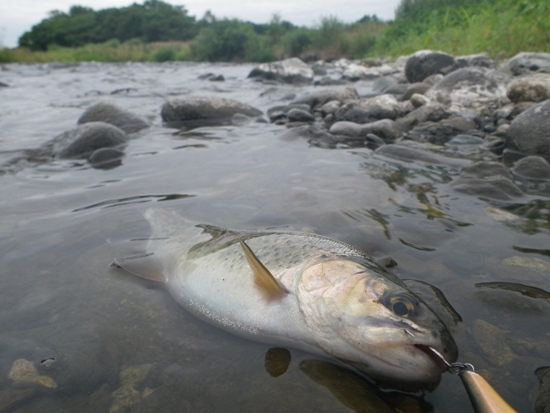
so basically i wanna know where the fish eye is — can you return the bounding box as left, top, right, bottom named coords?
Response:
left=382, top=292, right=418, bottom=317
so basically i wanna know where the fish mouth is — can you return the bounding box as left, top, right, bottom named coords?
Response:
left=413, top=344, right=450, bottom=372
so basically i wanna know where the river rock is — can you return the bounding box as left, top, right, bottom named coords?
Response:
left=375, top=143, right=468, bottom=167
left=425, top=67, right=510, bottom=109
left=329, top=119, right=399, bottom=141
left=287, top=108, right=315, bottom=123
left=342, top=63, right=398, bottom=81
left=50, top=122, right=128, bottom=159
left=248, top=58, right=314, bottom=84
left=506, top=73, right=550, bottom=103
left=511, top=156, right=550, bottom=180
left=404, top=121, right=467, bottom=145
left=334, top=94, right=402, bottom=123
left=472, top=319, right=517, bottom=367
left=77, top=102, right=149, bottom=133
left=450, top=161, right=523, bottom=200
left=161, top=96, right=262, bottom=127
left=403, top=82, right=431, bottom=100
left=405, top=50, right=456, bottom=83
left=290, top=87, right=359, bottom=109
left=455, top=52, right=494, bottom=69
left=508, top=52, right=550, bottom=76
left=506, top=99, right=550, bottom=156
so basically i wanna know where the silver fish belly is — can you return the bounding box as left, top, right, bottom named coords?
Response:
left=113, top=208, right=458, bottom=387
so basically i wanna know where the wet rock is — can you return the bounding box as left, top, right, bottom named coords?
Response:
left=248, top=58, right=314, bottom=84
left=198, top=73, right=225, bottom=81
left=535, top=367, right=550, bottom=413
left=320, top=100, right=341, bottom=116
left=446, top=135, right=485, bottom=146
left=404, top=121, right=465, bottom=145
left=410, top=93, right=430, bottom=108
left=110, top=364, right=153, bottom=413
left=375, top=143, right=469, bottom=167
left=334, top=94, right=402, bottom=123
left=50, top=122, right=128, bottom=159
left=472, top=319, right=517, bottom=367
left=403, top=82, right=431, bottom=101
left=426, top=67, right=510, bottom=109
left=507, top=73, right=550, bottom=103
left=77, top=102, right=150, bottom=133
left=290, top=87, right=358, bottom=109
left=89, top=147, right=125, bottom=169
left=8, top=358, right=57, bottom=389
left=394, top=102, right=450, bottom=135
left=329, top=119, right=399, bottom=141
left=342, top=63, right=398, bottom=81
left=511, top=156, right=550, bottom=180
left=506, top=99, right=550, bottom=156
left=287, top=108, right=314, bottom=123
left=455, top=52, right=494, bottom=69
left=161, top=96, right=262, bottom=127
left=0, top=388, right=38, bottom=412
left=264, top=348, right=291, bottom=377
left=508, top=52, right=550, bottom=76
left=405, top=50, right=456, bottom=83
left=450, top=161, right=523, bottom=200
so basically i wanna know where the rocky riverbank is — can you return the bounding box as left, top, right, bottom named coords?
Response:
left=23, top=50, right=550, bottom=203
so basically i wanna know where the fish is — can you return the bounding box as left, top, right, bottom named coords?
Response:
left=113, top=208, right=458, bottom=387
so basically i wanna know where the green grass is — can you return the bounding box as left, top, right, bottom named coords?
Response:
left=0, top=40, right=191, bottom=63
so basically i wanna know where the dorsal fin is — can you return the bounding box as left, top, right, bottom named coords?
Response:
left=239, top=240, right=287, bottom=301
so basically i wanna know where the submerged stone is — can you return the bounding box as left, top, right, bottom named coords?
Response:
left=451, top=161, right=523, bottom=200
left=78, top=102, right=150, bottom=133
left=50, top=122, right=128, bottom=160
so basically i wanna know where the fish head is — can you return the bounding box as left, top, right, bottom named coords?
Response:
left=298, top=258, right=457, bottom=388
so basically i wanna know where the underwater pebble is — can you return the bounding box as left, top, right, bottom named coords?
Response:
left=8, top=358, right=57, bottom=389
left=472, top=320, right=517, bottom=367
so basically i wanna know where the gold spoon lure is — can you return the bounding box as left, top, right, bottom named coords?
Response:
left=428, top=347, right=518, bottom=413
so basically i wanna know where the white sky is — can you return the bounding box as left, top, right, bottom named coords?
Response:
left=0, top=0, right=400, bottom=48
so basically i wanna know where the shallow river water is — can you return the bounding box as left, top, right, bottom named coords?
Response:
left=0, top=62, right=548, bottom=412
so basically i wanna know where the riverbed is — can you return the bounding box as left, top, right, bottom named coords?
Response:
left=0, top=61, right=548, bottom=412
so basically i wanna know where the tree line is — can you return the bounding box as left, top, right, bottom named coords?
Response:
left=18, top=0, right=384, bottom=61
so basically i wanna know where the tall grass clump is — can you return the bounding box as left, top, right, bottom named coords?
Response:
left=373, top=0, right=550, bottom=57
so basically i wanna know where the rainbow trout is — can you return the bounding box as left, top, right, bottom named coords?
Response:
left=114, top=208, right=457, bottom=387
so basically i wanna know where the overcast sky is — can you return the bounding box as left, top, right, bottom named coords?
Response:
left=0, top=0, right=400, bottom=48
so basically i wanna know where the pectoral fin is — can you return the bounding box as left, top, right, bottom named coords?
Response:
left=240, top=240, right=287, bottom=301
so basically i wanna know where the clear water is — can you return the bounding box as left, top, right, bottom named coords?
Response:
left=0, top=62, right=548, bottom=412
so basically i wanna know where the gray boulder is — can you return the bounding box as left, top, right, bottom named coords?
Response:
left=506, top=73, right=550, bottom=103
left=511, top=156, right=550, bottom=180
left=248, top=58, right=314, bottom=84
left=455, top=53, right=494, bottom=69
left=426, top=67, right=510, bottom=109
left=506, top=99, right=550, bottom=156
left=405, top=50, right=456, bottom=83
left=335, top=94, right=402, bottom=123
left=77, top=102, right=149, bottom=133
left=50, top=122, right=128, bottom=159
left=508, top=52, right=550, bottom=76
left=161, top=96, right=262, bottom=127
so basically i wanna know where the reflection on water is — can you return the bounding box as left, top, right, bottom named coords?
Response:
left=0, top=62, right=548, bottom=412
